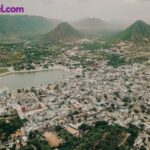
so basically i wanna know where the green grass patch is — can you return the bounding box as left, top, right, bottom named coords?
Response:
left=0, top=68, right=9, bottom=74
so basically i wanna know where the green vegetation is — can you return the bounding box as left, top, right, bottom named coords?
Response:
left=58, top=122, right=138, bottom=150
left=0, top=15, right=60, bottom=38
left=56, top=126, right=76, bottom=142
left=0, top=43, right=63, bottom=69
left=19, top=130, right=53, bottom=150
left=0, top=116, right=26, bottom=142
left=107, top=54, right=126, bottom=68
left=42, top=22, right=82, bottom=42
left=0, top=51, right=24, bottom=67
left=0, top=68, right=9, bottom=74
left=115, top=20, right=150, bottom=42
left=19, top=122, right=138, bottom=150
left=81, top=42, right=111, bottom=50
left=70, top=55, right=95, bottom=68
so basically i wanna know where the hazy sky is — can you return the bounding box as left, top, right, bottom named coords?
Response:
left=2, top=0, right=150, bottom=22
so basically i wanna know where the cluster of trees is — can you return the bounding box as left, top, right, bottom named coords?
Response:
left=58, top=121, right=138, bottom=150
left=13, top=63, right=35, bottom=71
left=0, top=116, right=26, bottom=142
left=19, top=130, right=53, bottom=150
left=107, top=54, right=126, bottom=68
left=81, top=42, right=111, bottom=51
left=0, top=42, right=63, bottom=69
left=18, top=121, right=139, bottom=150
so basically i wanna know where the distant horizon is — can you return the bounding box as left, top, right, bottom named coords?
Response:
left=0, top=14, right=150, bottom=26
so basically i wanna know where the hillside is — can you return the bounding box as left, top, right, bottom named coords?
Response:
left=115, top=20, right=150, bottom=42
left=0, top=15, right=61, bottom=37
left=72, top=18, right=119, bottom=31
left=42, top=22, right=82, bottom=42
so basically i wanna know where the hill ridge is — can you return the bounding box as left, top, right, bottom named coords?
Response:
left=115, top=20, right=150, bottom=42
left=0, top=15, right=61, bottom=37
left=42, top=22, right=82, bottom=42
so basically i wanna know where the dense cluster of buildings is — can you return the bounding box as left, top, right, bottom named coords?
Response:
left=0, top=58, right=149, bottom=149
left=0, top=41, right=150, bottom=149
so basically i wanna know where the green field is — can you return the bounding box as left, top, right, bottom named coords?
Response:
left=0, top=68, right=9, bottom=74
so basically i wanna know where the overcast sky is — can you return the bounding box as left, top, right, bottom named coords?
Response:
left=2, top=0, right=150, bottom=22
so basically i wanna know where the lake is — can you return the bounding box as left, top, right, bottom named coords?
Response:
left=0, top=70, right=71, bottom=90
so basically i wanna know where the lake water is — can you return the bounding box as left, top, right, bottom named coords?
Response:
left=0, top=70, right=71, bottom=90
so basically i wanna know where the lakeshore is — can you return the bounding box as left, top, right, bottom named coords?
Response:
left=0, top=66, right=72, bottom=90
left=0, top=65, right=71, bottom=78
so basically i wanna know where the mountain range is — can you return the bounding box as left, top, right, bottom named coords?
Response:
left=72, top=17, right=121, bottom=31
left=0, top=15, right=61, bottom=37
left=0, top=15, right=150, bottom=43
